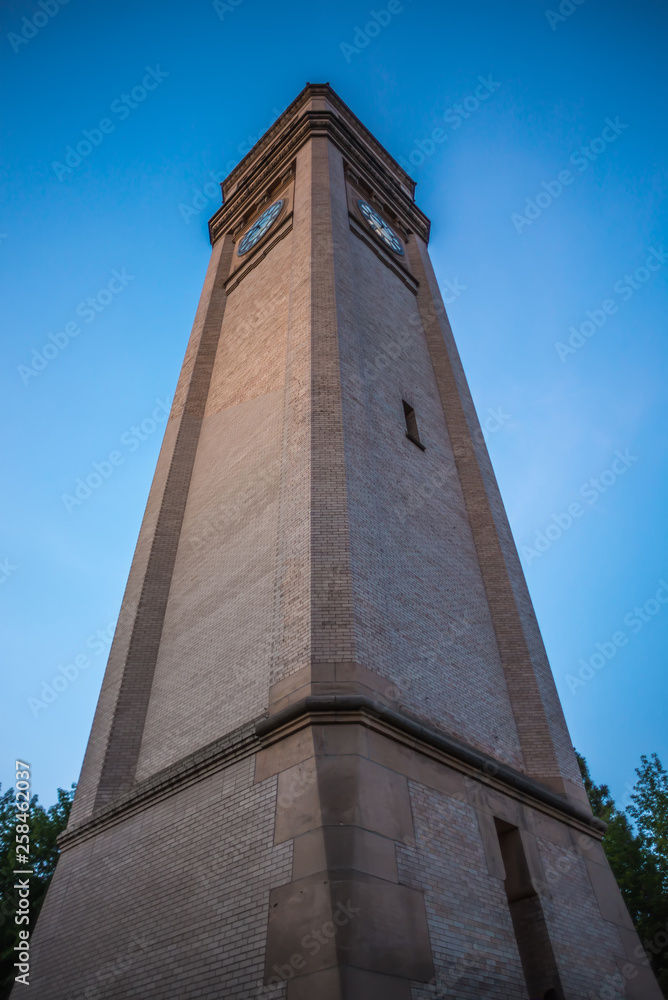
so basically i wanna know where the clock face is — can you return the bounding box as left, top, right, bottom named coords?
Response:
left=357, top=200, right=404, bottom=255
left=237, top=199, right=284, bottom=256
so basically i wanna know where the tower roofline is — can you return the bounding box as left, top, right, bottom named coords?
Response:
left=224, top=83, right=417, bottom=197
left=209, top=82, right=430, bottom=246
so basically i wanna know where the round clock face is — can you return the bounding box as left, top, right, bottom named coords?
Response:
left=237, top=199, right=284, bottom=256
left=357, top=200, right=404, bottom=255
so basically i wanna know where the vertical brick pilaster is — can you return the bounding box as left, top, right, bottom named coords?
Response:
left=309, top=137, right=356, bottom=666
left=406, top=236, right=567, bottom=789
left=269, top=144, right=313, bottom=687
left=90, top=236, right=234, bottom=810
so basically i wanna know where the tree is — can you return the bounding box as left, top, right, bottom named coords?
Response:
left=577, top=753, right=668, bottom=995
left=627, top=754, right=668, bottom=994
left=0, top=784, right=75, bottom=1000
left=628, top=754, right=668, bottom=872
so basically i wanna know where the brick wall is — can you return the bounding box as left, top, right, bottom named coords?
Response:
left=28, top=756, right=291, bottom=999
left=70, top=235, right=232, bottom=822
left=409, top=238, right=581, bottom=794
left=400, top=782, right=528, bottom=999
left=135, top=231, right=293, bottom=777
left=401, top=780, right=629, bottom=1000
left=327, top=143, right=525, bottom=769
left=135, top=143, right=315, bottom=779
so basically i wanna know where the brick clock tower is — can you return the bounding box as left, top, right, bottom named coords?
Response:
left=26, top=85, right=661, bottom=999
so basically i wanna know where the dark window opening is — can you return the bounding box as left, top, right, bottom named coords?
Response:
left=494, top=819, right=564, bottom=1000
left=403, top=400, right=425, bottom=450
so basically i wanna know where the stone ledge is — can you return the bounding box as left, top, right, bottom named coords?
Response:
left=58, top=720, right=260, bottom=850
left=255, top=695, right=606, bottom=836
left=59, top=694, right=604, bottom=852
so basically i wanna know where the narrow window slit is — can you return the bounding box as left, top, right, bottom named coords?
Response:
left=403, top=400, right=425, bottom=450
left=494, top=819, right=564, bottom=1000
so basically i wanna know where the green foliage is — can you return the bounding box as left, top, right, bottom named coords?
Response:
left=0, top=784, right=75, bottom=1000
left=577, top=752, right=668, bottom=995
left=628, top=754, right=668, bottom=870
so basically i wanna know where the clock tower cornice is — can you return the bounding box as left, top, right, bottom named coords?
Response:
left=208, top=83, right=431, bottom=246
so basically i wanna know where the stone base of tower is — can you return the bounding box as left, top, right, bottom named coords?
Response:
left=21, top=705, right=660, bottom=999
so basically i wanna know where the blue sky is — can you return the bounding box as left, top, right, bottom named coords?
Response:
left=1, top=0, right=666, bottom=811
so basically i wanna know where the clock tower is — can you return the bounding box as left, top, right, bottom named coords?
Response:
left=24, top=84, right=661, bottom=1000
